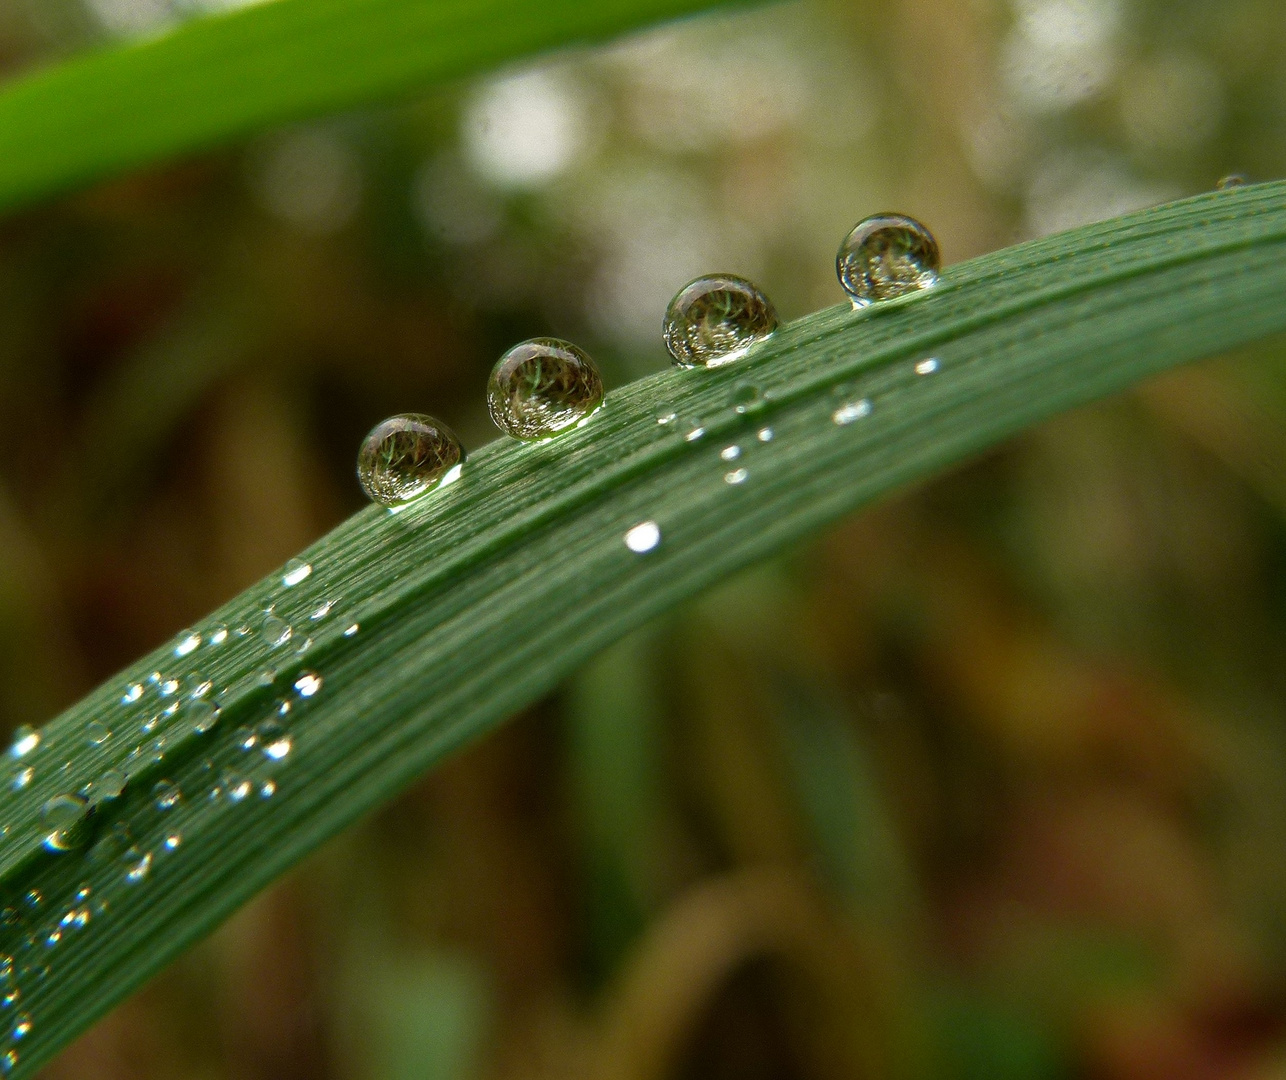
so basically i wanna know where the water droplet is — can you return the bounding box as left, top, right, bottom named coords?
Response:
left=234, top=726, right=258, bottom=752
left=0, top=991, right=17, bottom=1009
left=9, top=727, right=38, bottom=758
left=153, top=781, right=181, bottom=811
left=655, top=405, right=678, bottom=425
left=310, top=600, right=334, bottom=621
left=344, top=624, right=359, bottom=637
left=263, top=735, right=292, bottom=761
left=282, top=558, right=312, bottom=587
left=262, top=615, right=292, bottom=648
left=683, top=421, right=706, bottom=443
left=260, top=780, right=277, bottom=799
left=357, top=413, right=466, bottom=507
left=11, top=1015, right=30, bottom=1041
left=1, top=1049, right=17, bottom=1073
left=190, top=680, right=212, bottom=700
left=124, top=849, right=153, bottom=883
left=159, top=678, right=179, bottom=697
left=720, top=445, right=742, bottom=462
left=121, top=683, right=144, bottom=705
left=915, top=357, right=940, bottom=375
left=663, top=275, right=779, bottom=368
left=256, top=668, right=277, bottom=688
left=724, top=468, right=749, bottom=485
left=173, top=631, right=200, bottom=658
left=85, top=721, right=110, bottom=746
left=624, top=521, right=662, bottom=554
left=11, top=769, right=32, bottom=792
left=730, top=383, right=763, bottom=415
left=93, top=770, right=127, bottom=801
left=837, top=214, right=940, bottom=307
left=1217, top=174, right=1247, bottom=190
left=487, top=339, right=604, bottom=440
left=225, top=775, right=252, bottom=803
left=757, top=427, right=774, bottom=443
left=164, top=833, right=181, bottom=851
left=0, top=957, right=13, bottom=983
left=294, top=672, right=322, bottom=698
left=208, top=626, right=229, bottom=646
left=41, top=794, right=91, bottom=853
left=294, top=636, right=313, bottom=655
left=832, top=399, right=872, bottom=425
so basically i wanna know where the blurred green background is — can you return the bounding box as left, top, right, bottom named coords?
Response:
left=3, top=0, right=1286, bottom=1076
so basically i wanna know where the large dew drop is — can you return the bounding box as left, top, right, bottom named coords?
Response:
left=357, top=414, right=465, bottom=507
left=837, top=214, right=940, bottom=307
left=487, top=339, right=603, bottom=440
left=662, top=275, right=778, bottom=369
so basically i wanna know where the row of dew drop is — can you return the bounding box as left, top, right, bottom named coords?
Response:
left=355, top=213, right=944, bottom=546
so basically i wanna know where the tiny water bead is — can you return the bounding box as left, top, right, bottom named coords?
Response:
left=85, top=721, right=110, bottom=746
left=153, top=781, right=181, bottom=811
left=1217, top=174, right=1247, bottom=190
left=725, top=468, right=749, bottom=486
left=174, top=632, right=200, bottom=658
left=11, top=769, right=32, bottom=792
left=720, top=445, right=742, bottom=462
left=757, top=427, right=774, bottom=443
left=624, top=521, right=661, bottom=554
left=730, top=383, right=764, bottom=416
left=41, top=794, right=91, bottom=853
left=915, top=357, right=940, bottom=375
left=663, top=275, right=779, bottom=369
left=837, top=214, right=940, bottom=307
left=294, top=672, right=322, bottom=698
left=833, top=399, right=872, bottom=426
left=9, top=727, right=38, bottom=759
left=655, top=405, right=678, bottom=426
left=121, top=684, right=144, bottom=705
left=282, top=558, right=312, bottom=587
left=262, top=614, right=292, bottom=647
left=357, top=413, right=465, bottom=507
left=487, top=339, right=603, bottom=440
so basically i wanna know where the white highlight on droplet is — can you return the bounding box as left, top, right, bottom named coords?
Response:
left=624, top=521, right=662, bottom=554
left=832, top=400, right=872, bottom=426
left=282, top=561, right=312, bottom=587
left=294, top=673, right=322, bottom=698
left=724, top=468, right=749, bottom=485
left=915, top=357, right=940, bottom=375
left=720, top=445, right=742, bottom=462
left=174, top=634, right=200, bottom=658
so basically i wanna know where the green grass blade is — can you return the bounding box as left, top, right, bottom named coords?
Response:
left=0, top=0, right=747, bottom=215
left=0, top=184, right=1282, bottom=1075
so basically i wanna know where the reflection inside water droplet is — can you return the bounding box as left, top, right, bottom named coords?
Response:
left=357, top=414, right=466, bottom=507
left=487, top=339, right=604, bottom=440
left=262, top=615, right=292, bottom=647
left=41, top=794, right=91, bottom=853
left=624, top=521, right=661, bottom=554
left=86, top=721, right=110, bottom=746
left=663, top=275, right=778, bottom=368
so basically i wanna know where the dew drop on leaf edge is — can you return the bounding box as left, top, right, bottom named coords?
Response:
left=663, top=275, right=778, bottom=369
left=357, top=413, right=466, bottom=507
left=836, top=213, right=940, bottom=307
left=487, top=338, right=604, bottom=440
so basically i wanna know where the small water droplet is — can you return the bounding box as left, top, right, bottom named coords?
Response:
left=190, top=680, right=212, bottom=700
left=85, top=721, right=110, bottom=746
left=121, top=683, right=144, bottom=705
left=837, top=214, right=940, bottom=307
left=310, top=600, right=334, bottom=621
left=663, top=275, right=778, bottom=368
left=624, top=521, right=662, bottom=554
left=294, top=672, right=322, bottom=698
left=0, top=991, right=16, bottom=1009
left=263, top=735, right=292, bottom=761
left=41, top=794, right=91, bottom=853
left=93, top=770, right=127, bottom=801
left=730, top=382, right=763, bottom=415
left=294, top=636, right=313, bottom=655
left=262, top=615, right=292, bottom=647
left=757, top=427, right=774, bottom=442
left=124, top=849, right=153, bottom=883
left=153, top=781, right=181, bottom=812
left=487, top=339, right=604, bottom=440
left=915, top=357, right=940, bottom=375
left=174, top=631, right=200, bottom=658
left=282, top=558, right=312, bottom=587
left=343, top=624, right=359, bottom=637
left=11, top=769, right=32, bottom=792
left=1216, top=173, right=1247, bottom=190
left=0, top=957, right=13, bottom=983
left=9, top=727, right=38, bottom=759
left=832, top=399, right=872, bottom=425
left=724, top=468, right=749, bottom=486
left=11, top=1015, right=30, bottom=1041
left=159, top=678, right=179, bottom=697
left=208, top=626, right=229, bottom=646
left=1, top=1049, right=17, bottom=1073
left=357, top=414, right=466, bottom=507
left=683, top=421, right=706, bottom=443
left=225, top=775, right=252, bottom=803
left=655, top=405, right=678, bottom=425
left=720, top=445, right=742, bottom=462
left=260, top=780, right=277, bottom=799
left=164, top=833, right=181, bottom=851
left=234, top=726, right=258, bottom=752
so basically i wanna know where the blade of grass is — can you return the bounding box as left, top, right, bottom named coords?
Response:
left=0, top=0, right=751, bottom=216
left=0, top=184, right=1282, bottom=1075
